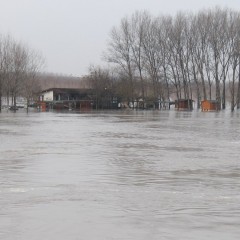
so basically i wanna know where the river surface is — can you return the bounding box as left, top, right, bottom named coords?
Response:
left=0, top=109, right=240, bottom=240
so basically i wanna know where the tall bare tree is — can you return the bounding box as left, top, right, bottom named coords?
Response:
left=129, top=11, right=151, bottom=104
left=0, top=34, right=44, bottom=111
left=106, top=18, right=136, bottom=104
left=22, top=49, right=44, bottom=111
left=103, top=8, right=240, bottom=110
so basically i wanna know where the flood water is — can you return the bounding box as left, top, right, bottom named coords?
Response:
left=0, top=109, right=240, bottom=240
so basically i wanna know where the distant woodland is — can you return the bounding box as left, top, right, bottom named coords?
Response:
left=88, top=7, right=240, bottom=111
left=0, top=35, right=43, bottom=110
left=0, top=35, right=87, bottom=111
left=1, top=7, right=240, bottom=111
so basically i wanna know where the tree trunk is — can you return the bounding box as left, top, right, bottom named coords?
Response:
left=200, top=68, right=207, bottom=100
left=222, top=79, right=226, bottom=109
left=0, top=94, right=2, bottom=112
left=215, top=61, right=221, bottom=110
left=0, top=83, right=2, bottom=112
left=237, top=61, right=240, bottom=109
left=222, top=65, right=226, bottom=109
left=230, top=65, right=236, bottom=112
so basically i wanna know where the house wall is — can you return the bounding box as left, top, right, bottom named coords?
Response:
left=42, top=91, right=54, bottom=101
left=175, top=100, right=193, bottom=110
left=80, top=101, right=92, bottom=110
left=201, top=101, right=218, bottom=111
left=201, top=101, right=209, bottom=111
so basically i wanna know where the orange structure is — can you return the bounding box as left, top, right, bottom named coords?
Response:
left=38, top=101, right=47, bottom=111
left=201, top=100, right=219, bottom=111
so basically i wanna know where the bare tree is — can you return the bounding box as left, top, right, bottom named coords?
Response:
left=0, top=35, right=3, bottom=111
left=0, top=34, right=45, bottom=111
left=228, top=11, right=240, bottom=111
left=22, top=49, right=44, bottom=111
left=237, top=58, right=240, bottom=109
left=0, top=35, right=14, bottom=110
left=87, top=65, right=114, bottom=109
left=105, top=18, right=136, bottom=105
left=103, top=7, right=240, bottom=110
left=142, top=17, right=161, bottom=102
left=156, top=15, right=173, bottom=106
left=129, top=11, right=151, bottom=104
left=9, top=42, right=29, bottom=108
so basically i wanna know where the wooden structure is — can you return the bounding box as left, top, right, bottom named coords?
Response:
left=37, top=101, right=47, bottom=111
left=39, top=88, right=94, bottom=111
left=201, top=100, right=220, bottom=111
left=40, top=88, right=93, bottom=102
left=175, top=99, right=193, bottom=111
left=39, top=88, right=118, bottom=110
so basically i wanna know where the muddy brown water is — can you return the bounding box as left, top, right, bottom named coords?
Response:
left=0, top=109, right=240, bottom=239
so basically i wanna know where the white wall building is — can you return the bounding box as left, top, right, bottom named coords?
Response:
left=40, top=90, right=54, bottom=101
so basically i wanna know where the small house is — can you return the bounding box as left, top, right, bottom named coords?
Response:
left=40, top=88, right=93, bottom=102
left=175, top=99, right=193, bottom=111
left=39, top=88, right=94, bottom=110
left=201, top=100, right=219, bottom=112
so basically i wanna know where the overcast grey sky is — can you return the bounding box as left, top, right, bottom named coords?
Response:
left=0, top=0, right=239, bottom=76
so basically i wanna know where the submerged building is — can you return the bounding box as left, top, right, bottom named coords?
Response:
left=175, top=99, right=193, bottom=111
left=201, top=100, right=220, bottom=112
left=39, top=88, right=94, bottom=111
left=38, top=88, right=119, bottom=111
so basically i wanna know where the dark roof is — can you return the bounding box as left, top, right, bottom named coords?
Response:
left=202, top=100, right=219, bottom=103
left=175, top=99, right=194, bottom=102
left=41, top=88, right=93, bottom=94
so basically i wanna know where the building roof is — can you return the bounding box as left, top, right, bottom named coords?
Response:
left=175, top=99, right=194, bottom=102
left=202, top=99, right=219, bottom=103
left=41, top=88, right=93, bottom=94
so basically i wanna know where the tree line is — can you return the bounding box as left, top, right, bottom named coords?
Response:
left=88, top=7, right=240, bottom=111
left=0, top=34, right=44, bottom=111
left=1, top=7, right=240, bottom=112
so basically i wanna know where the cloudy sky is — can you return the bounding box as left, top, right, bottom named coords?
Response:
left=0, top=0, right=239, bottom=76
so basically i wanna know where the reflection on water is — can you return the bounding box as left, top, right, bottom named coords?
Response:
left=0, top=110, right=240, bottom=240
